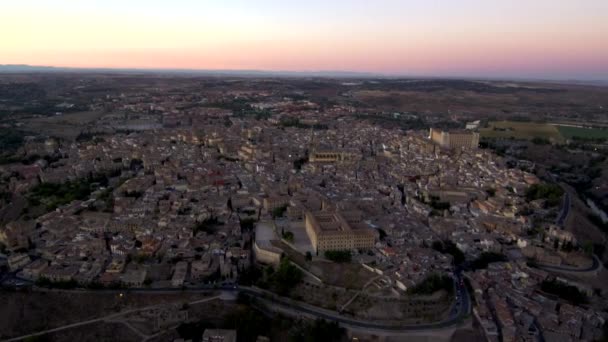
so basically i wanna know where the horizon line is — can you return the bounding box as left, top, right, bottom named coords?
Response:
left=1, top=63, right=607, bottom=85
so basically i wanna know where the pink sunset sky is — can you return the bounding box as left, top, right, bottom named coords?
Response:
left=2, top=0, right=608, bottom=79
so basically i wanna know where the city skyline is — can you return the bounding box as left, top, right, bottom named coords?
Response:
left=2, top=0, right=608, bottom=80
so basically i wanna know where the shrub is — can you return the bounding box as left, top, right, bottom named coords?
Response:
left=324, top=250, right=352, bottom=263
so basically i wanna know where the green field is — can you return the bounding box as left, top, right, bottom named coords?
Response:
left=480, top=121, right=565, bottom=143
left=480, top=121, right=608, bottom=143
left=556, top=125, right=608, bottom=140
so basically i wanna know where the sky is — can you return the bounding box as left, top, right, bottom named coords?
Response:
left=1, top=0, right=608, bottom=80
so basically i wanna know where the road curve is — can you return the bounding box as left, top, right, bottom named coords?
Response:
left=1, top=279, right=471, bottom=340
left=538, top=254, right=602, bottom=273
left=239, top=279, right=471, bottom=332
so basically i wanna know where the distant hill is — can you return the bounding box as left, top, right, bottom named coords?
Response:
left=0, top=64, right=64, bottom=72
left=1, top=65, right=606, bottom=85
left=0, top=64, right=375, bottom=78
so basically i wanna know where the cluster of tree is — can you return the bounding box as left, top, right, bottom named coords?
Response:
left=176, top=321, right=216, bottom=342
left=237, top=265, right=264, bottom=286
left=324, top=250, right=352, bottom=263
left=588, top=213, right=608, bottom=236
left=281, top=229, right=294, bottom=243
left=0, top=82, right=46, bottom=102
left=0, top=128, right=25, bottom=159
left=223, top=307, right=271, bottom=342
left=531, top=137, right=551, bottom=145
left=217, top=155, right=239, bottom=162
left=541, top=279, right=588, bottom=304
left=35, top=277, right=79, bottom=289
left=293, top=157, right=308, bottom=171
left=193, top=216, right=222, bottom=235
left=408, top=273, right=454, bottom=295
left=557, top=240, right=576, bottom=252
left=240, top=217, right=256, bottom=231
left=28, top=173, right=110, bottom=211
left=377, top=228, right=387, bottom=240
left=177, top=207, right=192, bottom=216
left=479, top=138, right=507, bottom=156
left=91, top=187, right=115, bottom=213
left=131, top=253, right=154, bottom=265
left=288, top=319, right=345, bottom=342
left=570, top=136, right=608, bottom=143
left=129, top=158, right=144, bottom=171
left=430, top=200, right=450, bottom=211
left=253, top=258, right=303, bottom=296
left=17, top=100, right=88, bottom=116
left=203, top=99, right=272, bottom=121
left=0, top=191, right=12, bottom=203
left=76, top=131, right=109, bottom=142
left=305, top=251, right=313, bottom=261
left=423, top=195, right=451, bottom=212
left=279, top=118, right=328, bottom=130
left=177, top=306, right=344, bottom=342
left=270, top=258, right=303, bottom=295
left=123, top=190, right=143, bottom=198
left=272, top=205, right=288, bottom=218
left=1, top=152, right=63, bottom=166
left=525, top=183, right=564, bottom=207
left=353, top=113, right=427, bottom=130
left=471, top=252, right=507, bottom=270
left=35, top=277, right=126, bottom=290
left=207, top=98, right=252, bottom=112
left=432, top=240, right=465, bottom=265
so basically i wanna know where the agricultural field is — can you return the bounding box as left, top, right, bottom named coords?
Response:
left=480, top=121, right=564, bottom=143
left=19, top=110, right=107, bottom=139
left=480, top=121, right=608, bottom=143
left=557, top=125, right=608, bottom=140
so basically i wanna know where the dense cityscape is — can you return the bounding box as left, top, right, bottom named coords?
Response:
left=0, top=74, right=607, bottom=341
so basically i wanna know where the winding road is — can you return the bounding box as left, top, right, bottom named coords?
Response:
left=241, top=272, right=471, bottom=332
left=2, top=275, right=471, bottom=341
left=537, top=254, right=602, bottom=273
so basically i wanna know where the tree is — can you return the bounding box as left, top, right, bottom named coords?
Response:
left=432, top=240, right=465, bottom=265
left=324, top=250, right=351, bottom=263
left=471, top=252, right=507, bottom=270
left=525, top=183, right=564, bottom=207
left=281, top=230, right=294, bottom=242
left=541, top=279, right=588, bottom=304
left=289, top=319, right=345, bottom=342
left=238, top=265, right=263, bottom=286
left=272, top=205, right=288, bottom=218
left=561, top=241, right=575, bottom=252
left=408, top=274, right=454, bottom=295
left=193, top=216, right=221, bottom=235
left=269, top=258, right=302, bottom=295
left=580, top=242, right=595, bottom=256
left=305, top=251, right=313, bottom=262
left=293, top=157, right=308, bottom=171
left=240, top=217, right=256, bottom=231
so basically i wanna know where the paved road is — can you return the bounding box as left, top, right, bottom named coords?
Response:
left=2, top=295, right=221, bottom=342
left=538, top=254, right=601, bottom=273
left=2, top=276, right=471, bottom=340
left=240, top=272, right=471, bottom=332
